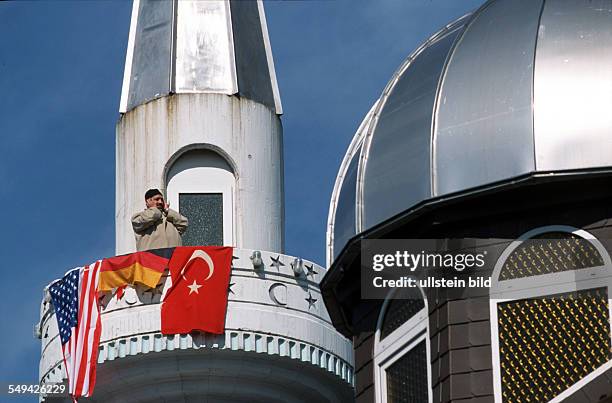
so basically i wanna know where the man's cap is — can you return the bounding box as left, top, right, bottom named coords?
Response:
left=145, top=188, right=163, bottom=200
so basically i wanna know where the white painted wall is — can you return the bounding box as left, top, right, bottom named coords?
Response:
left=116, top=93, right=284, bottom=255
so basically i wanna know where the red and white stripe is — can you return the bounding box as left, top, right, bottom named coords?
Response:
left=61, top=261, right=102, bottom=400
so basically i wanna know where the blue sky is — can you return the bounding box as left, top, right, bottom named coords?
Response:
left=0, top=0, right=483, bottom=395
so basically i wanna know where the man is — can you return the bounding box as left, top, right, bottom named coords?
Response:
left=132, top=189, right=189, bottom=251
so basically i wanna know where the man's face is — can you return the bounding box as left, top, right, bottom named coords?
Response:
left=146, top=194, right=164, bottom=209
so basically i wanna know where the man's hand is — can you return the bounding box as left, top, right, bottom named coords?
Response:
left=164, top=202, right=170, bottom=213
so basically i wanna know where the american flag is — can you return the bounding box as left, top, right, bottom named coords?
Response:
left=48, top=261, right=102, bottom=400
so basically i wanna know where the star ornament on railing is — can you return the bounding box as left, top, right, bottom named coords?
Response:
left=305, top=292, right=317, bottom=310
left=305, top=263, right=317, bottom=278
left=270, top=255, right=285, bottom=270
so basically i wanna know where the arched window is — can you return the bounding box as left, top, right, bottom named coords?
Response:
left=374, top=287, right=431, bottom=403
left=490, top=226, right=612, bottom=403
left=166, top=149, right=235, bottom=246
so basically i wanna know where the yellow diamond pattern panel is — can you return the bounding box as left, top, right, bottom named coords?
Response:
left=499, top=232, right=604, bottom=281
left=498, top=287, right=610, bottom=403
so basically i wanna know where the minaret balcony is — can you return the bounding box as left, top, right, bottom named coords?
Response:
left=38, top=248, right=354, bottom=402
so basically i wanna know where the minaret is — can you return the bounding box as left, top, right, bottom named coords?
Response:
left=116, top=0, right=284, bottom=255
left=38, top=2, right=354, bottom=401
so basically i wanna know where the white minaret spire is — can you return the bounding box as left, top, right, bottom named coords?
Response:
left=40, top=4, right=354, bottom=400
left=115, top=0, right=285, bottom=255
left=119, top=0, right=282, bottom=114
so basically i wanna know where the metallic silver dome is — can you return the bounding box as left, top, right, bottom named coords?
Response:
left=327, top=0, right=612, bottom=265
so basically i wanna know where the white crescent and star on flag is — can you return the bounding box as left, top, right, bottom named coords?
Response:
left=180, top=250, right=215, bottom=295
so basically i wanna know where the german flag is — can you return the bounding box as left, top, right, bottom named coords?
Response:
left=99, top=250, right=170, bottom=292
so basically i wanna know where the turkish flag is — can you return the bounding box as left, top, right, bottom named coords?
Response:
left=161, top=246, right=233, bottom=335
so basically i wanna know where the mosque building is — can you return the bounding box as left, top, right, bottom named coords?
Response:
left=37, top=0, right=612, bottom=402
left=321, top=0, right=612, bottom=402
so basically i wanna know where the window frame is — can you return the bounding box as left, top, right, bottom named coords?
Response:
left=489, top=225, right=612, bottom=403
left=373, top=288, right=432, bottom=403
left=166, top=151, right=235, bottom=247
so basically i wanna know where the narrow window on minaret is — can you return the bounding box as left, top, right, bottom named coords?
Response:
left=165, top=149, right=235, bottom=247
left=179, top=193, right=224, bottom=246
